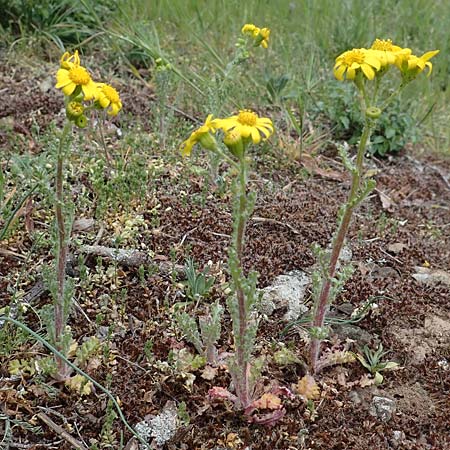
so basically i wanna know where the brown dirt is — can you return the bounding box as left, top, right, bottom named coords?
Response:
left=1, top=52, right=449, bottom=450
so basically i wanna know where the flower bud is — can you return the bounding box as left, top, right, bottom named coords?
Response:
left=365, top=106, right=382, bottom=119
left=66, top=101, right=84, bottom=120
left=223, top=129, right=244, bottom=159
left=198, top=132, right=218, bottom=152
left=75, top=115, right=88, bottom=128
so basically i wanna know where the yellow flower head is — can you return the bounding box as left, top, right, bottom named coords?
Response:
left=96, top=83, right=122, bottom=116
left=216, top=110, right=274, bottom=144
left=55, top=55, right=98, bottom=101
left=334, top=48, right=382, bottom=81
left=397, top=49, right=439, bottom=79
left=242, top=23, right=260, bottom=38
left=370, top=38, right=403, bottom=66
left=241, top=23, right=270, bottom=48
left=258, top=27, right=270, bottom=49
left=181, top=114, right=219, bottom=157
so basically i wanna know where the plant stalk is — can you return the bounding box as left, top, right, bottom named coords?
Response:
left=232, top=158, right=251, bottom=407
left=54, top=121, right=72, bottom=378
left=310, top=122, right=371, bottom=373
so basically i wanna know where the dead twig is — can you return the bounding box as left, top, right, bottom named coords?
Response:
left=251, top=216, right=302, bottom=235
left=36, top=412, right=88, bottom=450
left=79, top=245, right=184, bottom=273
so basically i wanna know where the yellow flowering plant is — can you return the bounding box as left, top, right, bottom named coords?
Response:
left=309, top=40, right=439, bottom=374
left=51, top=50, right=122, bottom=379
left=203, top=23, right=271, bottom=118
left=180, top=110, right=292, bottom=424
left=241, top=23, right=270, bottom=49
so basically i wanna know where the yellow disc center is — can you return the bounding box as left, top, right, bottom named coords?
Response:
left=343, top=49, right=365, bottom=65
left=372, top=39, right=393, bottom=51
left=69, top=67, right=91, bottom=85
left=237, top=110, right=257, bottom=126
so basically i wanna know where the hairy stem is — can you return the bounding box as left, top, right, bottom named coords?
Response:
left=310, top=122, right=371, bottom=373
left=54, top=121, right=72, bottom=377
left=232, top=158, right=251, bottom=407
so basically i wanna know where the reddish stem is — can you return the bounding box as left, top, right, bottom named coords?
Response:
left=310, top=123, right=371, bottom=373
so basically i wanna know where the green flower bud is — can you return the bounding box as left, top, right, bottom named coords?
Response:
left=198, top=132, right=218, bottom=152
left=66, top=101, right=84, bottom=120
left=365, top=106, right=382, bottom=119
left=223, top=129, right=244, bottom=159
left=75, top=115, right=88, bottom=129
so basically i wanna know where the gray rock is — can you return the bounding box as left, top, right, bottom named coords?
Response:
left=135, top=402, right=179, bottom=448
left=260, top=270, right=310, bottom=320
left=391, top=430, right=406, bottom=448
left=370, top=396, right=396, bottom=422
left=148, top=402, right=178, bottom=446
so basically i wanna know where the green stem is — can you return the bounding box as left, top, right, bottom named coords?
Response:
left=0, top=316, right=150, bottom=449
left=372, top=77, right=381, bottom=105
left=54, top=121, right=72, bottom=378
left=231, top=157, right=251, bottom=408
left=97, top=113, right=114, bottom=170
left=310, top=121, right=372, bottom=373
left=360, top=82, right=369, bottom=110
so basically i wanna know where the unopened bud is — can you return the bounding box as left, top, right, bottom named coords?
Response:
left=198, top=132, right=218, bottom=152
left=365, top=106, right=382, bottom=119
left=66, top=101, right=84, bottom=120
left=75, top=115, right=88, bottom=128
left=223, top=129, right=244, bottom=159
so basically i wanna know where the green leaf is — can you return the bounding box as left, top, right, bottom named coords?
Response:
left=385, top=128, right=396, bottom=139
left=374, top=371, right=384, bottom=385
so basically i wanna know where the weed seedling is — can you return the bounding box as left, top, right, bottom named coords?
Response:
left=356, top=343, right=399, bottom=385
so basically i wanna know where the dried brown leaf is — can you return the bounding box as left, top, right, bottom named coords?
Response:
left=201, top=365, right=218, bottom=381
left=295, top=375, right=320, bottom=400
left=252, top=393, right=282, bottom=410
left=378, top=190, right=395, bottom=211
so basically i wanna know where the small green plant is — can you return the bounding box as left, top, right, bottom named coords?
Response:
left=356, top=343, right=399, bottom=385
left=184, top=258, right=215, bottom=302
left=99, top=399, right=119, bottom=448
left=0, top=316, right=151, bottom=449
left=176, top=301, right=223, bottom=364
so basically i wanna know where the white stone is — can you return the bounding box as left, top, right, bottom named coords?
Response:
left=260, top=270, right=310, bottom=320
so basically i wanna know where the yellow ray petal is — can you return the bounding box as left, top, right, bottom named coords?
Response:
left=361, top=63, right=375, bottom=80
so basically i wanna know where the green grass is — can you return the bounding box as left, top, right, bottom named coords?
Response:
left=1, top=0, right=449, bottom=151
left=91, top=0, right=450, bottom=152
